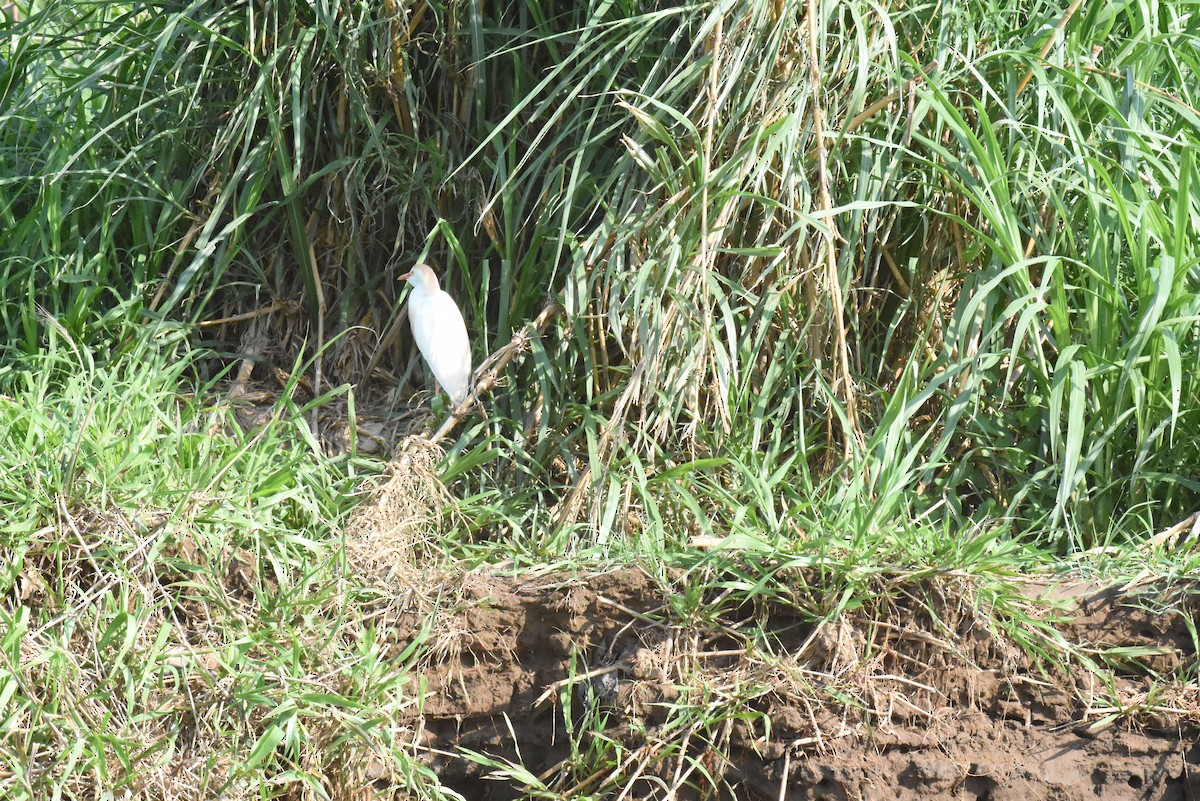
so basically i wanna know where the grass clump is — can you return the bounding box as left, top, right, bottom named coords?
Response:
left=0, top=333, right=458, bottom=800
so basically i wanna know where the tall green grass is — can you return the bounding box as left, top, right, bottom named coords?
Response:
left=435, top=0, right=1200, bottom=552
left=0, top=329, right=463, bottom=799
left=4, top=0, right=1199, bottom=559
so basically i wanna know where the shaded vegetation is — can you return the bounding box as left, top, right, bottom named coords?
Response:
left=5, top=0, right=1200, bottom=547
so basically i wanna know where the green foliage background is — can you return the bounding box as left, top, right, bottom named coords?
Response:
left=4, top=0, right=1200, bottom=550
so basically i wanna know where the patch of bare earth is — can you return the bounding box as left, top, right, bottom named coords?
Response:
left=376, top=567, right=1200, bottom=801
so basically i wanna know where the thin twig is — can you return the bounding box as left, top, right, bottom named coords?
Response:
left=197, top=302, right=289, bottom=328
left=843, top=60, right=939, bottom=135
left=1016, top=0, right=1085, bottom=97
left=778, top=748, right=791, bottom=801
left=532, top=663, right=621, bottom=708
left=148, top=213, right=206, bottom=314
left=696, top=15, right=725, bottom=430
left=613, top=748, right=659, bottom=801
left=1080, top=64, right=1200, bottom=116
left=361, top=302, right=409, bottom=395
left=595, top=596, right=669, bottom=630
left=1146, top=511, right=1200, bottom=549
left=418, top=299, right=563, bottom=447
left=804, top=0, right=862, bottom=457
left=306, top=213, right=327, bottom=442
left=226, top=339, right=264, bottom=397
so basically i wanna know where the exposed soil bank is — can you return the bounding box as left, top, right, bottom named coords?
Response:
left=394, top=568, right=1199, bottom=800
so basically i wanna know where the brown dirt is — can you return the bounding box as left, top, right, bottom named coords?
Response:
left=386, top=567, right=1200, bottom=801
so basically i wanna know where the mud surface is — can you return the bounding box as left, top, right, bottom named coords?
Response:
left=396, top=568, right=1200, bottom=800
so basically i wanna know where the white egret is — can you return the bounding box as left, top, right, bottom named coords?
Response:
left=400, top=263, right=472, bottom=406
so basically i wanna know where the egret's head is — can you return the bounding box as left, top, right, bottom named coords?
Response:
left=400, top=263, right=439, bottom=292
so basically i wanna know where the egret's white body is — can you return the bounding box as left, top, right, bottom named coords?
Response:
left=401, top=263, right=472, bottom=405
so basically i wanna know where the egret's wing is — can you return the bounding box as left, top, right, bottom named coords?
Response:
left=409, top=289, right=472, bottom=404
